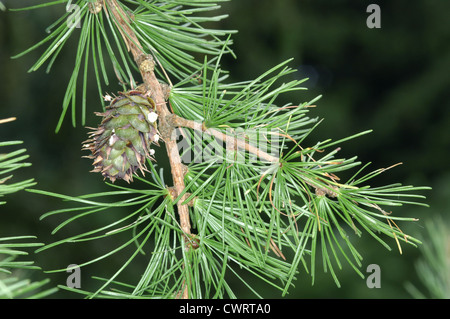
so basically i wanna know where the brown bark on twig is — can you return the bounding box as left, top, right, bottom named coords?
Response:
left=105, top=0, right=191, bottom=298
left=169, top=114, right=279, bottom=163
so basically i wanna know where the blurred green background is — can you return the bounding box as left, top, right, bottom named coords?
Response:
left=1, top=0, right=449, bottom=298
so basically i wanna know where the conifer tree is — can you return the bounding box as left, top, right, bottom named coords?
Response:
left=5, top=0, right=430, bottom=298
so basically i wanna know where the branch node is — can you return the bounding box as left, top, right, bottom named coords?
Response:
left=167, top=187, right=196, bottom=206
left=137, top=54, right=155, bottom=74
left=160, top=82, right=171, bottom=100
left=88, top=0, right=103, bottom=14
left=315, top=185, right=339, bottom=198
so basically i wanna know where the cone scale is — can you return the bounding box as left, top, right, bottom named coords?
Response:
left=83, top=90, right=159, bottom=183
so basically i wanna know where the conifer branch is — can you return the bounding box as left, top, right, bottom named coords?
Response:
left=7, top=0, right=431, bottom=299
left=170, top=114, right=279, bottom=163
left=105, top=0, right=194, bottom=298
left=170, top=114, right=346, bottom=197
left=105, top=0, right=191, bottom=243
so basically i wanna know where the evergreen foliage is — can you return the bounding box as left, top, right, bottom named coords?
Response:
left=2, top=0, right=431, bottom=298
left=0, top=118, right=56, bottom=299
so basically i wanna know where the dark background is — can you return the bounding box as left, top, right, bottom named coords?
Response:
left=1, top=0, right=449, bottom=298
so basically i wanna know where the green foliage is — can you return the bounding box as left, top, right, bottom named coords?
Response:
left=0, top=118, right=56, bottom=299
left=5, top=0, right=431, bottom=298
left=10, top=0, right=235, bottom=132
left=0, top=236, right=57, bottom=299
left=405, top=217, right=450, bottom=299
left=28, top=56, right=429, bottom=297
left=0, top=121, right=35, bottom=204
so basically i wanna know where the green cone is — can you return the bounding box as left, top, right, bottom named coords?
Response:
left=83, top=90, right=159, bottom=183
